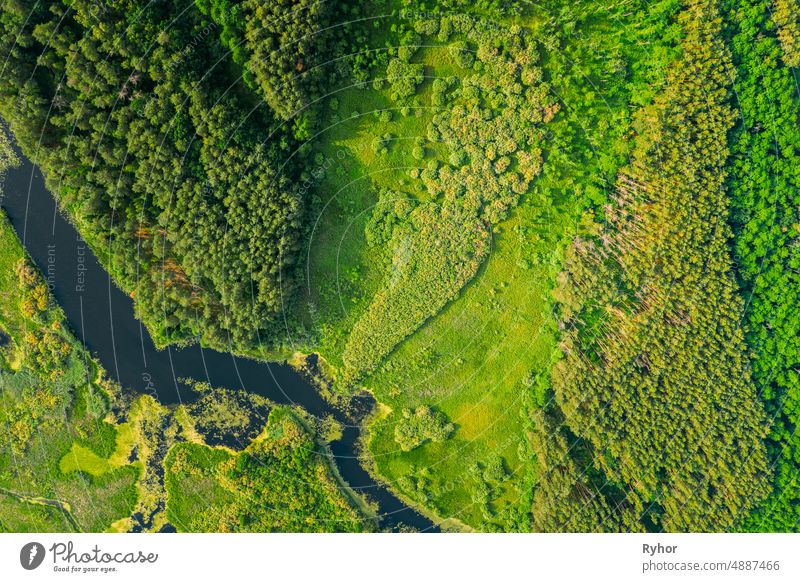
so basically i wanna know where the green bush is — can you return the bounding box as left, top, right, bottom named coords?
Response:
left=393, top=406, right=455, bottom=452
left=386, top=58, right=424, bottom=100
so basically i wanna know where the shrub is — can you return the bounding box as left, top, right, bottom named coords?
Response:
left=393, top=406, right=455, bottom=451
left=450, top=40, right=475, bottom=68
left=386, top=58, right=424, bottom=100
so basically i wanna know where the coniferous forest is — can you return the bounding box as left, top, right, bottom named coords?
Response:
left=0, top=0, right=799, bottom=534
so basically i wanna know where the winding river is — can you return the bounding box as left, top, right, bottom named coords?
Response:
left=0, top=128, right=436, bottom=532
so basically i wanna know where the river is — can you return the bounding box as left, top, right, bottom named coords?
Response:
left=0, top=127, right=436, bottom=532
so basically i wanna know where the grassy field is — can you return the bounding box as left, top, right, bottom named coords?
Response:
left=165, top=407, right=372, bottom=532
left=288, top=0, right=683, bottom=530
left=59, top=421, right=137, bottom=477
left=286, top=6, right=568, bottom=529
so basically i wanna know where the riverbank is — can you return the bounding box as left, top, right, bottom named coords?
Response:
left=0, top=123, right=436, bottom=532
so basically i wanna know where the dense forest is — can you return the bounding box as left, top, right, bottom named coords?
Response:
left=547, top=0, right=770, bottom=531
left=0, top=0, right=327, bottom=349
left=724, top=0, right=800, bottom=531
left=1, top=0, right=800, bottom=533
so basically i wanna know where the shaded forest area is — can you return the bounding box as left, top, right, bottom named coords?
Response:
left=0, top=0, right=360, bottom=350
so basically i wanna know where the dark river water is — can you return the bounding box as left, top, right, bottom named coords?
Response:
left=0, top=127, right=436, bottom=532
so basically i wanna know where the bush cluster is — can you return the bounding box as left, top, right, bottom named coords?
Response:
left=725, top=0, right=800, bottom=531
left=393, top=406, right=455, bottom=452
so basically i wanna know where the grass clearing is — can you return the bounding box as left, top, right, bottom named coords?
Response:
left=292, top=6, right=575, bottom=529
left=364, top=199, right=572, bottom=529
left=59, top=422, right=137, bottom=477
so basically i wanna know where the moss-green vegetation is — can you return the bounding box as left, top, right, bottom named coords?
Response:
left=183, top=381, right=274, bottom=448
left=165, top=408, right=370, bottom=532
left=393, top=406, right=454, bottom=452
left=339, top=14, right=555, bottom=382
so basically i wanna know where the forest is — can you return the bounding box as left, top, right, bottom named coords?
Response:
left=0, top=0, right=799, bottom=533
left=547, top=0, right=769, bottom=531
left=0, top=0, right=324, bottom=349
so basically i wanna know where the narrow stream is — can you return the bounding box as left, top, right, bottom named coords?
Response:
left=0, top=127, right=436, bottom=532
